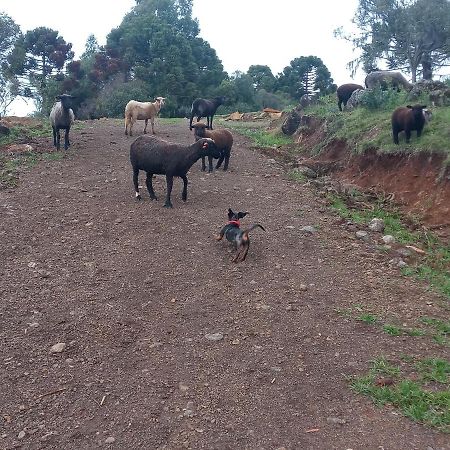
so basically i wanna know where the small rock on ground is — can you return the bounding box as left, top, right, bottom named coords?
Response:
left=50, top=343, right=66, bottom=354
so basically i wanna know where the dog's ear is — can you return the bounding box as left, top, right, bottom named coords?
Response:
left=238, top=212, right=248, bottom=219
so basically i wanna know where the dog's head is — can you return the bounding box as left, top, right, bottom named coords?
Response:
left=227, top=208, right=248, bottom=221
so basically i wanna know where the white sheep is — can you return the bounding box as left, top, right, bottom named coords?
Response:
left=124, top=96, right=166, bottom=136
left=49, top=94, right=75, bottom=150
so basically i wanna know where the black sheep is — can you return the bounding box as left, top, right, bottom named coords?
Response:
left=189, top=97, right=225, bottom=130
left=337, top=83, right=364, bottom=111
left=130, top=136, right=220, bottom=208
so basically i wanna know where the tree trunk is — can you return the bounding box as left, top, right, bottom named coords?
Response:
left=421, top=53, right=433, bottom=80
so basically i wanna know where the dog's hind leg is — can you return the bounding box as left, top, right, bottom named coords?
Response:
left=215, top=225, right=227, bottom=241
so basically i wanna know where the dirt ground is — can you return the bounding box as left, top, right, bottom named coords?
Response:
left=0, top=118, right=449, bottom=450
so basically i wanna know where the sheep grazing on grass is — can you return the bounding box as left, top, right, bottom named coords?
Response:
left=337, top=83, right=364, bottom=111
left=192, top=122, right=233, bottom=172
left=49, top=94, right=75, bottom=150
left=365, top=71, right=413, bottom=92
left=391, top=104, right=427, bottom=144
left=124, top=96, right=166, bottom=136
left=130, top=135, right=221, bottom=208
left=189, top=97, right=225, bottom=130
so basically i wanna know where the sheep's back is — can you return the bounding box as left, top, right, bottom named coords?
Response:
left=49, top=102, right=75, bottom=127
left=125, top=100, right=157, bottom=119
left=203, top=129, right=233, bottom=150
left=130, top=136, right=187, bottom=172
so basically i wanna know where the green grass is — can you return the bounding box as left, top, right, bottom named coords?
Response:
left=0, top=121, right=52, bottom=147
left=328, top=194, right=450, bottom=299
left=357, top=313, right=379, bottom=325
left=383, top=324, right=403, bottom=336
left=0, top=151, right=64, bottom=189
left=219, top=119, right=293, bottom=148
left=350, top=356, right=450, bottom=432
left=304, top=92, right=450, bottom=157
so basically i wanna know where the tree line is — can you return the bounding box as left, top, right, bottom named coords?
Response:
left=1, top=0, right=449, bottom=118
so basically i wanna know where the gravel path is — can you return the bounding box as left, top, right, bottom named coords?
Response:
left=0, top=119, right=448, bottom=449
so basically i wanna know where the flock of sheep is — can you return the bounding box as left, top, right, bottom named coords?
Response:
left=49, top=70, right=430, bottom=213
left=336, top=70, right=429, bottom=144
left=49, top=93, right=233, bottom=210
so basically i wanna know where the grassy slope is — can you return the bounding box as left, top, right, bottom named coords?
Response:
left=304, top=91, right=450, bottom=160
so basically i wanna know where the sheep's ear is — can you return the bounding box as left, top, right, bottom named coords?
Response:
left=421, top=105, right=427, bottom=109
left=55, top=95, right=61, bottom=100
left=406, top=105, right=412, bottom=108
left=228, top=208, right=234, bottom=217
left=238, top=212, right=248, bottom=219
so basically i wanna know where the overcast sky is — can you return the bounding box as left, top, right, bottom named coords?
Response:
left=1, top=0, right=361, bottom=115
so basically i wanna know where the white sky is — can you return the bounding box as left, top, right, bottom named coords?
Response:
left=1, top=0, right=362, bottom=115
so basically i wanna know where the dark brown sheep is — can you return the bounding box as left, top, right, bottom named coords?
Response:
left=391, top=105, right=427, bottom=144
left=192, top=122, right=233, bottom=172
left=337, top=83, right=364, bottom=111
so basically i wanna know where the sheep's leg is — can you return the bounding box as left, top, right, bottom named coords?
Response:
left=223, top=155, right=230, bottom=171
left=392, top=127, right=400, bottom=144
left=164, top=175, right=174, bottom=208
left=56, top=129, right=61, bottom=150
left=181, top=175, right=188, bottom=202
left=64, top=128, right=70, bottom=150
left=416, top=126, right=423, bottom=138
left=405, top=129, right=411, bottom=144
left=201, top=156, right=207, bottom=171
left=209, top=115, right=214, bottom=130
left=146, top=172, right=157, bottom=200
left=144, top=119, right=148, bottom=134
left=216, top=153, right=225, bottom=169
left=207, top=156, right=213, bottom=173
left=133, top=167, right=141, bottom=200
left=151, top=117, right=155, bottom=135
left=221, top=150, right=230, bottom=170
left=124, top=118, right=129, bottom=136
left=52, top=126, right=57, bottom=147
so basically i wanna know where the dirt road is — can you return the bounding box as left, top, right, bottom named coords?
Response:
left=0, top=119, right=448, bottom=449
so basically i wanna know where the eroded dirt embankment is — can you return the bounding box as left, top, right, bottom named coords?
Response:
left=283, top=117, right=450, bottom=232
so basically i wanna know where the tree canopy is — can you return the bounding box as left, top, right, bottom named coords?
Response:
left=277, top=56, right=335, bottom=99
left=338, top=0, right=450, bottom=81
left=7, top=27, right=74, bottom=100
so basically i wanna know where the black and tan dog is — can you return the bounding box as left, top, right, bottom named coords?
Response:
left=216, top=208, right=265, bottom=262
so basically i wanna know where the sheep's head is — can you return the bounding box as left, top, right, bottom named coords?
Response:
left=198, top=138, right=220, bottom=158
left=406, top=104, right=427, bottom=121
left=155, top=97, right=166, bottom=107
left=192, top=122, right=208, bottom=137
left=57, top=94, right=75, bottom=110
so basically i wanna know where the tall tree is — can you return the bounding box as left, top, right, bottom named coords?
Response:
left=7, top=27, right=74, bottom=98
left=277, top=56, right=334, bottom=99
left=337, top=0, right=450, bottom=81
left=105, top=0, right=225, bottom=113
left=247, top=65, right=276, bottom=91
left=0, top=12, right=21, bottom=115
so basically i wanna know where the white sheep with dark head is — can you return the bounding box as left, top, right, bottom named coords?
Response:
left=49, top=94, right=75, bottom=150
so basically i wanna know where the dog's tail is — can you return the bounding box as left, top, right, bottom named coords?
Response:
left=242, top=223, right=266, bottom=240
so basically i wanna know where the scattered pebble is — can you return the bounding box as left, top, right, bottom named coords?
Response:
left=18, top=430, right=26, bottom=439
left=382, top=235, right=395, bottom=244
left=205, top=332, right=224, bottom=341
left=326, top=417, right=347, bottom=425
left=356, top=230, right=369, bottom=240
left=299, top=284, right=308, bottom=291
left=105, top=436, right=115, bottom=444
left=300, top=226, right=316, bottom=234
left=368, top=218, right=385, bottom=232
left=50, top=343, right=66, bottom=354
